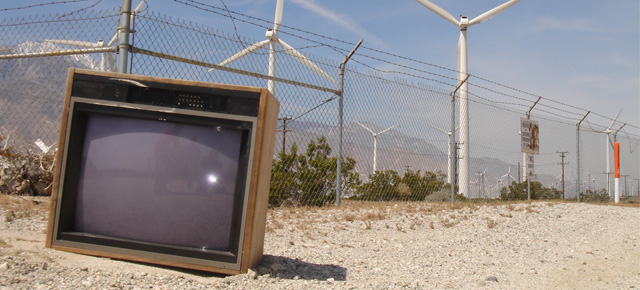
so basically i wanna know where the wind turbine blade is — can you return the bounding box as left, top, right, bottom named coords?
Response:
left=469, top=0, right=520, bottom=26
left=108, top=33, right=118, bottom=47
left=274, top=0, right=284, bottom=33
left=278, top=39, right=337, bottom=83
left=606, top=108, right=623, bottom=130
left=355, top=121, right=375, bottom=135
left=108, top=0, right=146, bottom=47
left=106, top=52, right=116, bottom=71
left=208, top=39, right=271, bottom=72
left=426, top=123, right=448, bottom=135
left=44, top=39, right=100, bottom=48
left=133, top=0, right=146, bottom=14
left=415, top=0, right=460, bottom=27
left=378, top=124, right=399, bottom=135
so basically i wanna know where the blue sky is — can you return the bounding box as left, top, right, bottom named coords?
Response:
left=4, top=0, right=639, bottom=131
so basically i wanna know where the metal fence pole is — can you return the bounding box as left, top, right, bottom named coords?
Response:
left=336, top=40, right=362, bottom=206
left=576, top=111, right=590, bottom=202
left=449, top=75, right=469, bottom=203
left=117, top=0, right=132, bottom=73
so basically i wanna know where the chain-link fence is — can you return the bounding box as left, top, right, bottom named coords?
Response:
left=1, top=8, right=638, bottom=204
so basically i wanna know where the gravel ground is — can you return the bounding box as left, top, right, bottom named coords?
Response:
left=0, top=196, right=638, bottom=289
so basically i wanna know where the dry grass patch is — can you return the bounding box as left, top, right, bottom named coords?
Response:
left=0, top=239, right=11, bottom=248
left=486, top=218, right=498, bottom=229
left=0, top=195, right=48, bottom=222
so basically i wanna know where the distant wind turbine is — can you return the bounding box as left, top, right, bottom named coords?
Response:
left=356, top=122, right=398, bottom=173
left=426, top=123, right=459, bottom=185
left=415, top=0, right=520, bottom=198
left=499, top=166, right=515, bottom=186
left=209, top=0, right=336, bottom=95
left=43, top=0, right=146, bottom=72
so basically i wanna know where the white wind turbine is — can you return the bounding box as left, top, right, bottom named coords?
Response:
left=415, top=0, right=520, bottom=198
left=499, top=166, right=515, bottom=186
left=356, top=122, right=398, bottom=173
left=209, top=0, right=336, bottom=95
left=44, top=0, right=147, bottom=72
left=426, top=123, right=458, bottom=185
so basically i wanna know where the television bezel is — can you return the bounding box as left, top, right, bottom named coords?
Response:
left=46, top=69, right=279, bottom=275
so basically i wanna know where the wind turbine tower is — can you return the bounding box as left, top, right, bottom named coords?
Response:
left=415, top=0, right=520, bottom=197
left=210, top=0, right=336, bottom=96
left=426, top=123, right=458, bottom=185
left=356, top=122, right=398, bottom=173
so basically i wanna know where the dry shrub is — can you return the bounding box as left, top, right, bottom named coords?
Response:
left=1, top=142, right=56, bottom=196
left=0, top=195, right=47, bottom=222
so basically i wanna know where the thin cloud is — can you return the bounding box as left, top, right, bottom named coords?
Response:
left=290, top=0, right=387, bottom=48
left=532, top=17, right=595, bottom=33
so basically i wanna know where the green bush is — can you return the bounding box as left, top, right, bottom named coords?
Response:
left=499, top=181, right=561, bottom=201
left=269, top=136, right=360, bottom=207
left=579, top=189, right=610, bottom=203
left=353, top=169, right=448, bottom=201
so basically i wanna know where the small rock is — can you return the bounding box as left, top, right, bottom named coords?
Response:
left=0, top=263, right=9, bottom=271
left=529, top=269, right=537, bottom=274
left=80, top=267, right=88, bottom=272
left=327, top=277, right=334, bottom=284
left=582, top=261, right=587, bottom=265
left=41, top=262, right=48, bottom=271
left=586, top=250, right=593, bottom=254
left=247, top=269, right=257, bottom=280
left=81, top=281, right=91, bottom=287
left=486, top=276, right=498, bottom=282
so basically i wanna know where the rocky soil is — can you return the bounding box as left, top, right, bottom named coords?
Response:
left=0, top=196, right=638, bottom=289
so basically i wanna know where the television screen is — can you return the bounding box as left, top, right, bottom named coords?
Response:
left=47, top=69, right=279, bottom=274
left=75, top=113, right=243, bottom=251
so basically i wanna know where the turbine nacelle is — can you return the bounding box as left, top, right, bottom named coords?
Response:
left=459, top=16, right=469, bottom=30
left=265, top=29, right=276, bottom=40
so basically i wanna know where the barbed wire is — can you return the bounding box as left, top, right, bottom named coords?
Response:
left=5, top=3, right=637, bottom=137
left=0, top=0, right=90, bottom=12
left=57, top=0, right=103, bottom=18
left=0, top=10, right=118, bottom=27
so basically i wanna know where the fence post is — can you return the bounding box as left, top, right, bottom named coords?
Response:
left=576, top=111, right=590, bottom=202
left=336, top=40, right=362, bottom=206
left=449, top=75, right=469, bottom=203
left=117, top=0, right=132, bottom=73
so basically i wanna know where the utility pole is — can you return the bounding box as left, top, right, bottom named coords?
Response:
left=557, top=151, right=568, bottom=200
left=277, top=117, right=292, bottom=153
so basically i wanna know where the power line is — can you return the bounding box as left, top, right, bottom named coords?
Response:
left=166, top=3, right=638, bottom=132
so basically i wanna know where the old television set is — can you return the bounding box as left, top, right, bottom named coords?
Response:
left=46, top=69, right=279, bottom=274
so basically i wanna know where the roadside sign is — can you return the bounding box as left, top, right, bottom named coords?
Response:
left=520, top=118, right=539, bottom=154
